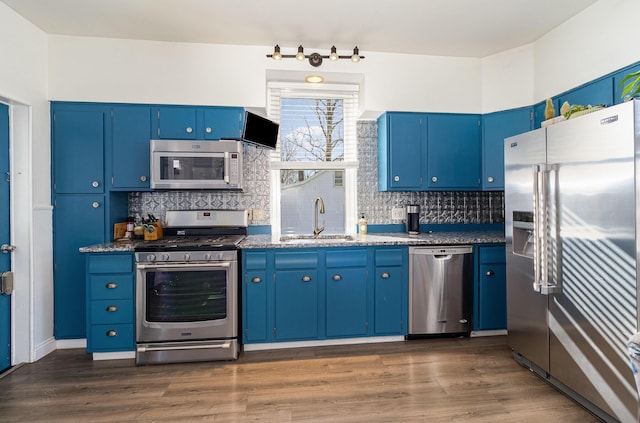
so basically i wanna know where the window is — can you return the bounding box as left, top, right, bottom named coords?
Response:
left=268, top=83, right=359, bottom=236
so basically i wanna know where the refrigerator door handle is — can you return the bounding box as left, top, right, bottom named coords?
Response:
left=532, top=164, right=543, bottom=293
left=540, top=163, right=562, bottom=295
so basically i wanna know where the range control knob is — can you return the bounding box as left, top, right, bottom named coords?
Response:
left=161, top=254, right=170, bottom=261
left=147, top=254, right=156, bottom=262
left=203, top=253, right=212, bottom=261
left=183, top=253, right=190, bottom=262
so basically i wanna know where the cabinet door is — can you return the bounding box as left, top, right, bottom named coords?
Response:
left=326, top=267, right=367, bottom=337
left=244, top=270, right=268, bottom=342
left=374, top=266, right=404, bottom=335
left=482, top=108, right=532, bottom=190
left=54, top=195, right=106, bottom=339
left=378, top=112, right=425, bottom=191
left=203, top=107, right=244, bottom=140
left=557, top=78, right=614, bottom=110
left=111, top=105, right=151, bottom=189
left=274, top=269, right=318, bottom=340
left=427, top=114, right=481, bottom=189
left=53, top=110, right=105, bottom=194
left=477, top=247, right=507, bottom=330
left=156, top=107, right=197, bottom=139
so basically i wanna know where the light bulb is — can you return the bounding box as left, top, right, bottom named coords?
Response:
left=296, top=45, right=305, bottom=61
left=305, top=75, right=324, bottom=84
left=351, top=46, right=360, bottom=62
left=272, top=45, right=282, bottom=60
left=329, top=46, right=339, bottom=61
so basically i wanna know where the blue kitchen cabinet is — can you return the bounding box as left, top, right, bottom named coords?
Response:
left=373, top=247, right=407, bottom=335
left=613, top=63, right=640, bottom=104
left=53, top=194, right=106, bottom=339
left=557, top=77, right=614, bottom=110
left=273, top=251, right=320, bottom=340
left=427, top=113, right=481, bottom=190
left=85, top=253, right=135, bottom=352
left=154, top=106, right=244, bottom=140
left=203, top=107, right=244, bottom=140
left=110, top=105, right=152, bottom=190
left=475, top=245, right=506, bottom=331
left=325, top=249, right=368, bottom=338
left=242, top=251, right=269, bottom=343
left=378, top=112, right=426, bottom=191
left=52, top=108, right=105, bottom=194
left=481, top=107, right=532, bottom=190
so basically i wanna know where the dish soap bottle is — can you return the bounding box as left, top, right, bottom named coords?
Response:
left=358, top=214, right=368, bottom=234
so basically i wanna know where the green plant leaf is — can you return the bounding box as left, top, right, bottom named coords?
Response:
left=618, top=70, right=640, bottom=87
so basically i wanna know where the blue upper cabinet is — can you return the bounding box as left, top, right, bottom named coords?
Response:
left=613, top=63, right=640, bottom=104
left=426, top=113, right=481, bottom=190
left=203, top=107, right=244, bottom=140
left=154, top=106, right=244, bottom=140
left=111, top=105, right=152, bottom=190
left=556, top=77, right=614, bottom=110
left=481, top=107, right=532, bottom=191
left=52, top=108, right=105, bottom=194
left=378, top=112, right=426, bottom=191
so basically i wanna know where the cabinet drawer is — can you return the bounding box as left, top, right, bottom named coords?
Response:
left=87, top=254, right=133, bottom=273
left=375, top=248, right=404, bottom=266
left=479, top=246, right=506, bottom=264
left=326, top=249, right=367, bottom=268
left=90, top=274, right=134, bottom=299
left=274, top=252, right=318, bottom=269
left=244, top=251, right=267, bottom=270
left=91, top=299, right=134, bottom=324
left=90, top=324, right=134, bottom=352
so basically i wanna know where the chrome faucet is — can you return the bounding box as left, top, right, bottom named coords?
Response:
left=313, top=197, right=325, bottom=236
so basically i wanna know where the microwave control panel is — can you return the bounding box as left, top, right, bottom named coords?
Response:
left=228, top=153, right=240, bottom=186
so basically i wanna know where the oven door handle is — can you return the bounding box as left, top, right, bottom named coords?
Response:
left=136, top=262, right=231, bottom=270
left=137, top=342, right=232, bottom=353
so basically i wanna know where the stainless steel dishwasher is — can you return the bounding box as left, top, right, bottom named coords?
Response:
left=408, top=245, right=474, bottom=335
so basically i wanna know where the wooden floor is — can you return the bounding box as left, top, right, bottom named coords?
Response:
left=0, top=336, right=599, bottom=422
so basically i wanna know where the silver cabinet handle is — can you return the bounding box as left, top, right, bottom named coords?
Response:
left=332, top=274, right=342, bottom=281
left=106, top=305, right=118, bottom=312
left=92, top=181, right=99, bottom=188
left=301, top=275, right=312, bottom=282
left=485, top=270, right=494, bottom=277
left=92, top=201, right=100, bottom=208
left=186, top=127, right=193, bottom=133
left=106, top=282, right=118, bottom=289
left=394, top=176, right=400, bottom=182
left=205, top=127, right=212, bottom=133
left=1, top=244, right=16, bottom=254
left=140, top=175, right=147, bottom=182
left=251, top=276, right=262, bottom=283
left=431, top=176, right=438, bottom=182
left=381, top=272, right=390, bottom=279
left=487, top=176, right=494, bottom=183
left=106, top=330, right=118, bottom=337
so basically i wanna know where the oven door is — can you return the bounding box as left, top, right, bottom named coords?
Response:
left=135, top=261, right=237, bottom=343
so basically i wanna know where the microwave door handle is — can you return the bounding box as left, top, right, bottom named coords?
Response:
left=224, top=152, right=230, bottom=184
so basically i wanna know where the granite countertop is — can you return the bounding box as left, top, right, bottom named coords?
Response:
left=79, top=231, right=505, bottom=253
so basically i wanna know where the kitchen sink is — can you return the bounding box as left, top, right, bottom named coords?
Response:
left=279, top=234, right=356, bottom=244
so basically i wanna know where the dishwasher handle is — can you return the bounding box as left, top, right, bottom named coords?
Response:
left=410, top=246, right=473, bottom=256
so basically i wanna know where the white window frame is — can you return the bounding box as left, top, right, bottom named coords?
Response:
left=267, top=82, right=359, bottom=237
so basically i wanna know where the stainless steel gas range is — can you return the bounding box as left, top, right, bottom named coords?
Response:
left=134, top=209, right=248, bottom=365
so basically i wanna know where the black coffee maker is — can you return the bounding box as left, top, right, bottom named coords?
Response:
left=406, top=205, right=420, bottom=235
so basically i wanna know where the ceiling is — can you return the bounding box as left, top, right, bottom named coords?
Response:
left=1, top=0, right=598, bottom=58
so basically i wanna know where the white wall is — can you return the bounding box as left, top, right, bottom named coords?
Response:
left=0, top=2, right=53, bottom=364
left=481, top=45, right=535, bottom=113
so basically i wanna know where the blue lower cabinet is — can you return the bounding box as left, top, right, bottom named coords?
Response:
left=85, top=253, right=135, bottom=353
left=241, top=246, right=409, bottom=344
left=475, top=246, right=507, bottom=331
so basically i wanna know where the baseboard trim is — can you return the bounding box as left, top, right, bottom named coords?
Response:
left=34, top=337, right=57, bottom=361
left=55, top=338, right=87, bottom=349
left=470, top=329, right=507, bottom=337
left=92, top=351, right=135, bottom=361
left=243, top=335, right=405, bottom=352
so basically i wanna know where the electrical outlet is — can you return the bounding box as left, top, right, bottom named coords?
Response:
left=252, top=208, right=266, bottom=221
left=391, top=207, right=405, bottom=220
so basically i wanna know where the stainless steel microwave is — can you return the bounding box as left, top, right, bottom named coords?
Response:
left=150, top=139, right=243, bottom=190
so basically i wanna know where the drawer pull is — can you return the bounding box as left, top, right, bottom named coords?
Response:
left=106, top=305, right=118, bottom=312
left=381, top=272, right=391, bottom=279
left=106, top=330, right=118, bottom=337
left=251, top=276, right=262, bottom=283
left=332, top=274, right=342, bottom=281
left=486, top=270, right=495, bottom=277
left=106, top=282, right=118, bottom=289
left=205, top=127, right=212, bottom=133
left=301, top=275, right=312, bottom=282
left=186, top=126, right=193, bottom=133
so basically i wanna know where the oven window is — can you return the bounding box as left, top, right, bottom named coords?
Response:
left=145, top=269, right=228, bottom=322
left=159, top=156, right=224, bottom=181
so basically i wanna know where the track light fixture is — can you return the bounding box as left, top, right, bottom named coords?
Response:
left=267, top=45, right=365, bottom=67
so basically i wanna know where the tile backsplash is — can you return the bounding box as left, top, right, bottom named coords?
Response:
left=129, top=121, right=504, bottom=226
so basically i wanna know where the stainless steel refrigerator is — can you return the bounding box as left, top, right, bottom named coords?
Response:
left=504, top=100, right=639, bottom=423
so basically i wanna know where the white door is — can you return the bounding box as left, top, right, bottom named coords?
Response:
left=0, top=103, right=11, bottom=372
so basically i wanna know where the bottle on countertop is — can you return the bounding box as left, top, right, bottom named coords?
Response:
left=358, top=214, right=368, bottom=234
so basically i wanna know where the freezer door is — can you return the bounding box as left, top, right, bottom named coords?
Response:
left=504, top=128, right=550, bottom=372
left=545, top=101, right=638, bottom=422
